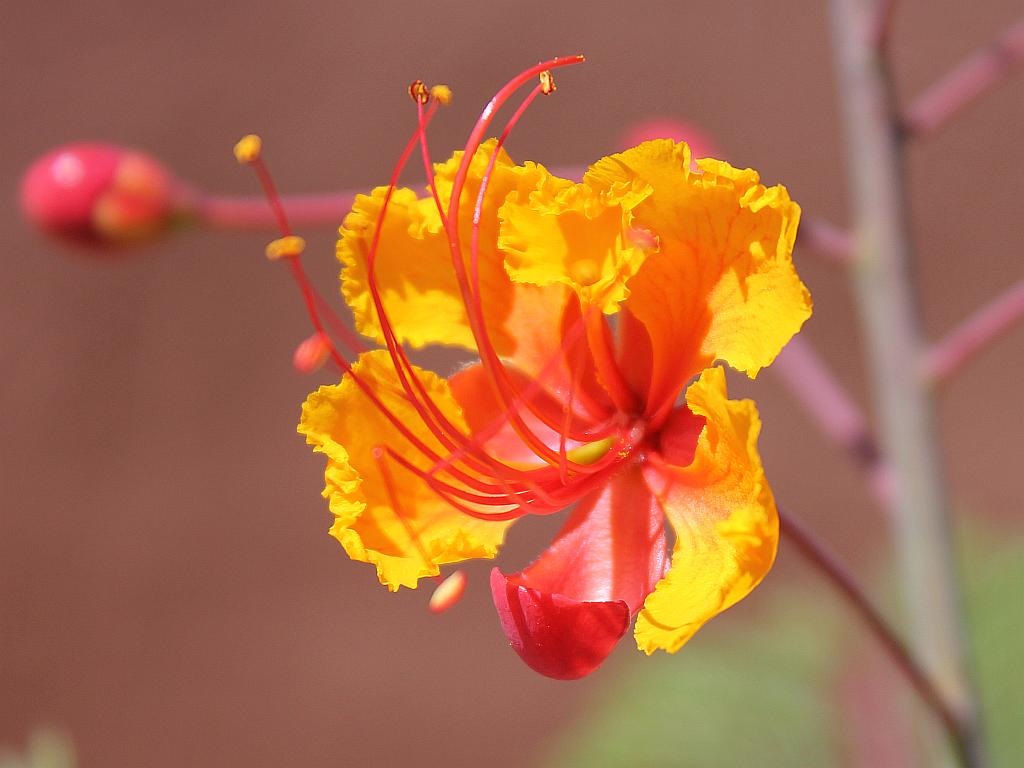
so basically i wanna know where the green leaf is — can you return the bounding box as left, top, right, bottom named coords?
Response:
left=544, top=590, right=841, bottom=767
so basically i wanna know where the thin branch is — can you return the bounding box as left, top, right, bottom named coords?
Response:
left=829, top=0, right=985, bottom=764
left=194, top=192, right=354, bottom=230
left=922, top=279, right=1024, bottom=384
left=187, top=164, right=585, bottom=231
left=771, top=336, right=894, bottom=505
left=903, top=16, right=1024, bottom=138
left=796, top=217, right=853, bottom=263
left=869, top=0, right=899, bottom=50
left=778, top=508, right=978, bottom=768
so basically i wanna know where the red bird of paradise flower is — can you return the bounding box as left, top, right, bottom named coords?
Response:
left=296, top=57, right=811, bottom=679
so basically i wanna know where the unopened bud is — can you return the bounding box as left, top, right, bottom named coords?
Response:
left=627, top=226, right=659, bottom=251
left=21, top=143, right=178, bottom=248
left=293, top=332, right=332, bottom=374
left=429, top=570, right=468, bottom=614
left=618, top=118, right=720, bottom=165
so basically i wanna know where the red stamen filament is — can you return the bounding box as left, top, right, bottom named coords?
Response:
left=372, top=446, right=439, bottom=570
left=243, top=143, right=532, bottom=505
left=583, top=301, right=639, bottom=414
left=440, top=58, right=618, bottom=467
left=360, top=66, right=611, bottom=492
left=242, top=56, right=649, bottom=532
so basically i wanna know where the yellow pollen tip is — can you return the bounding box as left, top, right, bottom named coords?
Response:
left=233, top=134, right=263, bottom=164
left=265, top=235, right=306, bottom=261
left=408, top=80, right=430, bottom=105
left=539, top=70, right=556, bottom=95
left=569, top=258, right=601, bottom=287
left=566, top=437, right=615, bottom=465
left=429, top=570, right=468, bottom=614
left=429, top=84, right=453, bottom=105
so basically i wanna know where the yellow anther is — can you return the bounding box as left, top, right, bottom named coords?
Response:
left=265, top=235, right=306, bottom=261
left=429, top=84, right=453, bottom=105
left=408, top=80, right=430, bottom=105
left=566, top=437, right=615, bottom=466
left=292, top=332, right=332, bottom=374
left=233, top=134, right=263, bottom=164
left=429, top=570, right=468, bottom=614
left=539, top=70, right=556, bottom=95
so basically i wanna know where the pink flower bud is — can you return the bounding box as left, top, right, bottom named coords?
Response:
left=618, top=118, right=720, bottom=161
left=20, top=143, right=179, bottom=249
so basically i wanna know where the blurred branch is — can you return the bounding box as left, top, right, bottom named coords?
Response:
left=190, top=164, right=585, bottom=231
left=194, top=192, right=354, bottom=230
left=778, top=508, right=977, bottom=768
left=771, top=336, right=893, bottom=505
left=829, top=0, right=984, bottom=765
left=903, top=16, right=1024, bottom=138
left=922, top=279, right=1024, bottom=384
left=796, top=217, right=852, bottom=263
left=869, top=0, right=899, bottom=49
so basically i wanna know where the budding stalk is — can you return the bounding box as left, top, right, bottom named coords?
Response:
left=21, top=144, right=180, bottom=249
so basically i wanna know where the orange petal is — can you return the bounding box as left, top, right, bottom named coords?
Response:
left=634, top=366, right=779, bottom=653
left=492, top=283, right=614, bottom=423
left=297, top=350, right=513, bottom=590
left=498, top=168, right=652, bottom=313
left=586, top=140, right=811, bottom=417
left=338, top=140, right=550, bottom=354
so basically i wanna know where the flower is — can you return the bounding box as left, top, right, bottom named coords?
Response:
left=298, top=62, right=811, bottom=679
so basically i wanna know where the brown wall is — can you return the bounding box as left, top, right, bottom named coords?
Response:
left=2, top=2, right=1021, bottom=765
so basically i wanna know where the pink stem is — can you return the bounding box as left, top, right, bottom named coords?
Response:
left=869, top=0, right=899, bottom=49
left=903, top=15, right=1024, bottom=138
left=771, top=335, right=894, bottom=505
left=796, top=217, right=852, bottom=263
left=193, top=193, right=355, bottom=229
left=921, top=279, right=1024, bottom=384
left=187, top=165, right=582, bottom=232
left=779, top=508, right=976, bottom=768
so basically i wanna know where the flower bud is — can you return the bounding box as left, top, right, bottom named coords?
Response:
left=20, top=143, right=179, bottom=249
left=619, top=118, right=720, bottom=162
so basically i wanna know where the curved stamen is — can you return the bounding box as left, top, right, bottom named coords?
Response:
left=241, top=137, right=540, bottom=501
left=583, top=300, right=639, bottom=414
left=356, top=108, right=613, bottom=516
left=365, top=75, right=611, bottom=494
left=466, top=82, right=613, bottom=440
left=360, top=101, right=583, bottom=496
left=440, top=58, right=615, bottom=470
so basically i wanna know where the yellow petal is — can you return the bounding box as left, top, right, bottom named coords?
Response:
left=634, top=366, right=779, bottom=653
left=586, top=140, right=811, bottom=409
left=298, top=349, right=513, bottom=590
left=498, top=169, right=653, bottom=314
left=338, top=139, right=551, bottom=353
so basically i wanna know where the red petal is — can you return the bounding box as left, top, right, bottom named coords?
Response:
left=511, top=466, right=667, bottom=611
left=490, top=568, right=629, bottom=680
left=489, top=467, right=667, bottom=678
left=656, top=404, right=706, bottom=468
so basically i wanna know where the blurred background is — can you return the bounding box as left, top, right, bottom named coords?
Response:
left=2, top=1, right=1021, bottom=765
